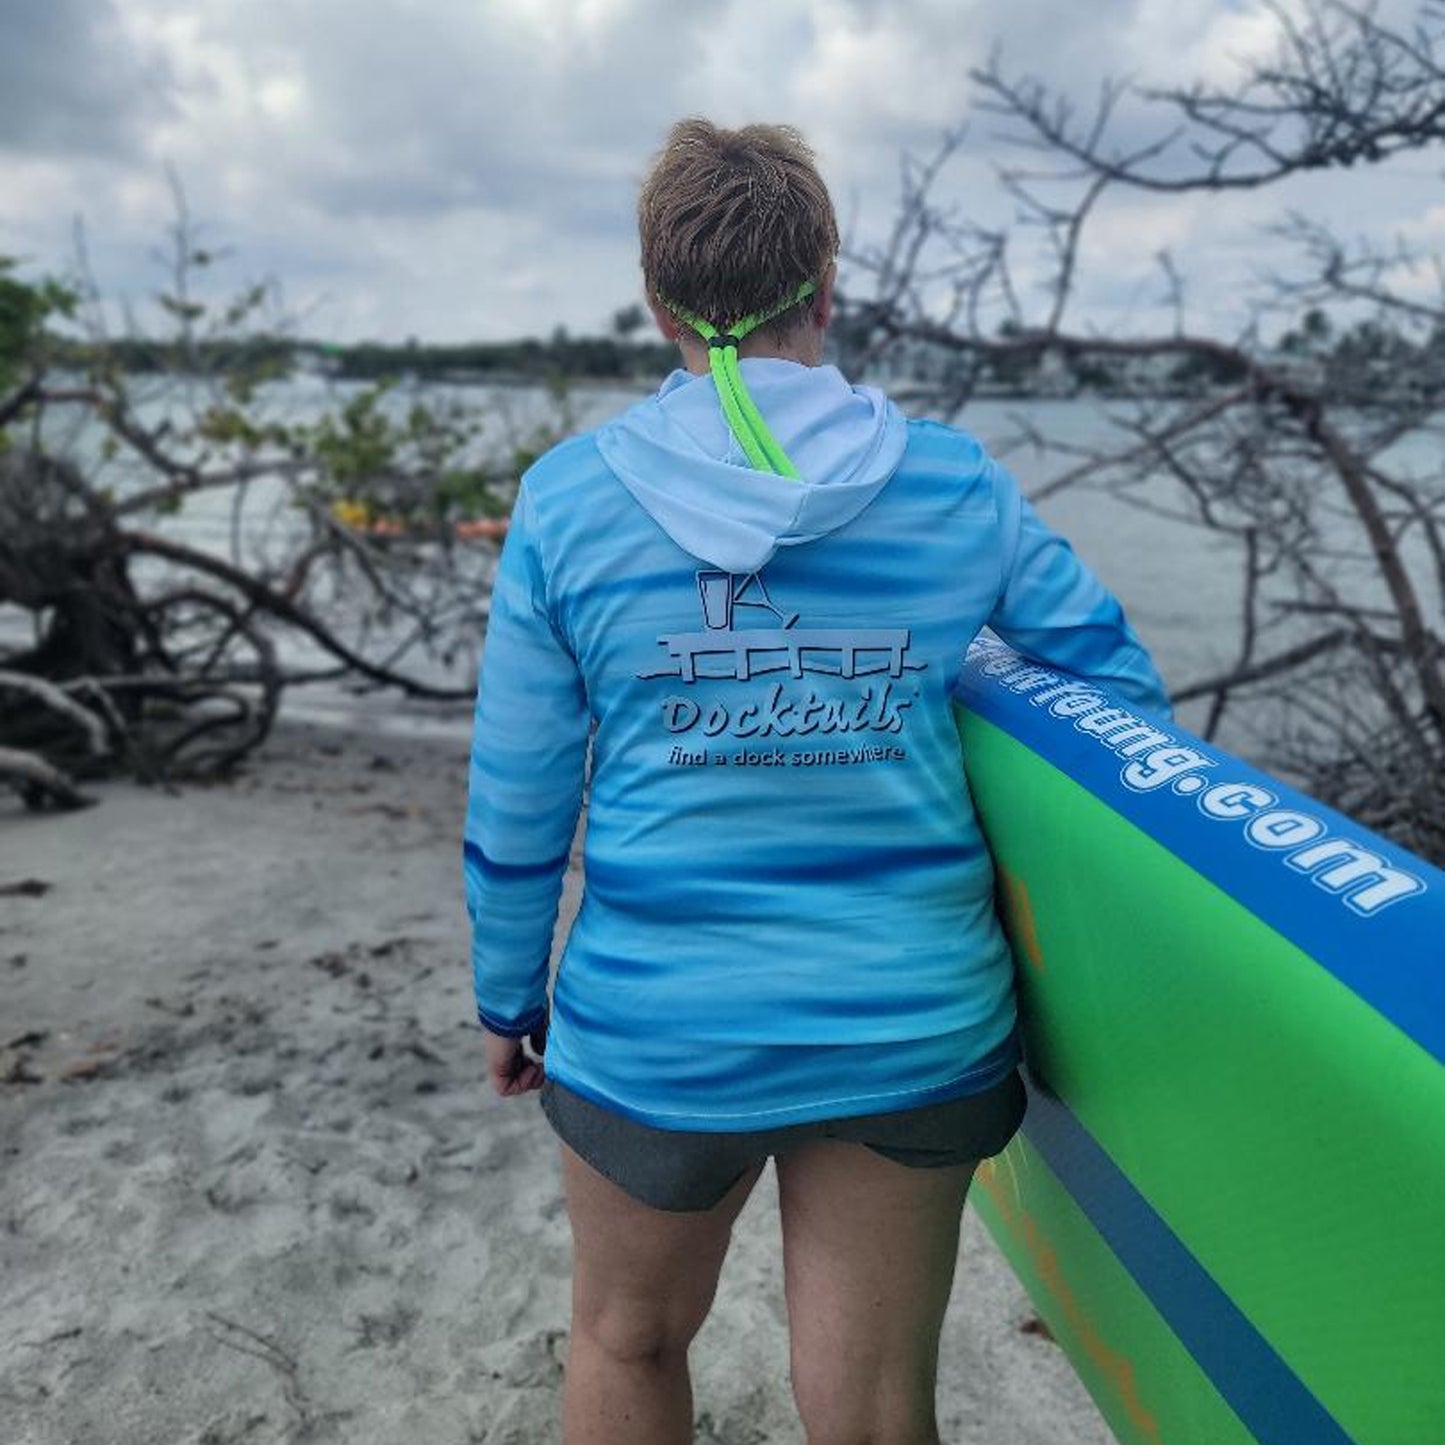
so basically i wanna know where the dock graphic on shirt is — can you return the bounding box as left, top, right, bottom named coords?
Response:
left=639, top=570, right=923, bottom=684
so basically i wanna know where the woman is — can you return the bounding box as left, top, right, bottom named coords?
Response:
left=464, top=119, right=1169, bottom=1444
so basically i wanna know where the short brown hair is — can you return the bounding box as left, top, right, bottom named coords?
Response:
left=638, top=119, right=839, bottom=340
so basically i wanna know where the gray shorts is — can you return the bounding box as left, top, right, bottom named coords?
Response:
left=539, top=1070, right=1027, bottom=1213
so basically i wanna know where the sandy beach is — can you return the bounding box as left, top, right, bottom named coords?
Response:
left=1, top=721, right=1110, bottom=1444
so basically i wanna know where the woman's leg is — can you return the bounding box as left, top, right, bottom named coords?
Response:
left=775, top=1142, right=975, bottom=1445
left=559, top=1141, right=764, bottom=1445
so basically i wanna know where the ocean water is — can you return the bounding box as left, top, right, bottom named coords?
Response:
left=22, top=372, right=1437, bottom=752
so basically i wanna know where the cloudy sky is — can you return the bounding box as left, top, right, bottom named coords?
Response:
left=1, top=0, right=1437, bottom=344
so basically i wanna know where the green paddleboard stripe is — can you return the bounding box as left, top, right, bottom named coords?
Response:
left=1013, top=1077, right=1352, bottom=1444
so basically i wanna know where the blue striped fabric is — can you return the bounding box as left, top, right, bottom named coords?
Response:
left=464, top=375, right=1170, bottom=1129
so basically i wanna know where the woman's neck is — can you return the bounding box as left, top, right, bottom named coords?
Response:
left=677, top=330, right=824, bottom=377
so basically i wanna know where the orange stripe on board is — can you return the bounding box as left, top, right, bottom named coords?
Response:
left=976, top=1159, right=1161, bottom=1444
left=997, top=865, right=1045, bottom=973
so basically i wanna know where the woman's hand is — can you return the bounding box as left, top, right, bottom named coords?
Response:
left=483, top=1016, right=548, bottom=1097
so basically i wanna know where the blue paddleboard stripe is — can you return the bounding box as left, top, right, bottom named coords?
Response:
left=957, top=641, right=1445, bottom=1062
left=1020, top=1080, right=1355, bottom=1445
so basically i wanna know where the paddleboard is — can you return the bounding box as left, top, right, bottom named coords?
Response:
left=953, top=637, right=1444, bottom=1445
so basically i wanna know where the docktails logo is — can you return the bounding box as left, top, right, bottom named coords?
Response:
left=639, top=570, right=924, bottom=769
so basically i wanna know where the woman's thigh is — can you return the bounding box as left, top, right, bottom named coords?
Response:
left=560, top=1141, right=765, bottom=1354
left=775, top=1141, right=974, bottom=1418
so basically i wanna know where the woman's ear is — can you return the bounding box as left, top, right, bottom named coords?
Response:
left=649, top=297, right=708, bottom=374
left=814, top=262, right=837, bottom=330
left=649, top=298, right=682, bottom=342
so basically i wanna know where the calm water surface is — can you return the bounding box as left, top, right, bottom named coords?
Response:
left=31, top=373, right=1436, bottom=752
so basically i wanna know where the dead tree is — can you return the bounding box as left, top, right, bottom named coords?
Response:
left=0, top=221, right=541, bottom=809
left=842, top=0, right=1445, bottom=861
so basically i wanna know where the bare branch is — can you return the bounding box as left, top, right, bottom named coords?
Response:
left=0, top=672, right=110, bottom=756
left=975, top=0, right=1445, bottom=194
left=119, top=531, right=473, bottom=702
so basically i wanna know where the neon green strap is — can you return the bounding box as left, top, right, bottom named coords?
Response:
left=662, top=279, right=817, bottom=478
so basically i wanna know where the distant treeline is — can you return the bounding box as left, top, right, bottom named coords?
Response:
left=326, top=330, right=678, bottom=382
left=49, top=329, right=677, bottom=384
left=41, top=306, right=1445, bottom=401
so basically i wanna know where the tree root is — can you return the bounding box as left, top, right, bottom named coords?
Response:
left=0, top=746, right=96, bottom=811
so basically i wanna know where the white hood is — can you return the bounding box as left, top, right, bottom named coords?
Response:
left=595, top=360, right=908, bottom=574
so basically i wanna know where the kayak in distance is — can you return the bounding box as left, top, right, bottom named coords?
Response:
left=329, top=498, right=510, bottom=541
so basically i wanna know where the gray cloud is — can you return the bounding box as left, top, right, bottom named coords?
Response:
left=0, top=0, right=175, bottom=158
left=183, top=0, right=699, bottom=227
left=0, top=0, right=1434, bottom=342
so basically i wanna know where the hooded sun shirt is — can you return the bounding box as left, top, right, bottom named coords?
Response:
left=464, top=360, right=1170, bottom=1130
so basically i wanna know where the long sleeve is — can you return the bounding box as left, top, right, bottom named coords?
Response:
left=986, top=458, right=1172, bottom=720
left=463, top=484, right=590, bottom=1037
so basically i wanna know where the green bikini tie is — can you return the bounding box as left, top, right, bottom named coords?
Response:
left=662, top=279, right=817, bottom=479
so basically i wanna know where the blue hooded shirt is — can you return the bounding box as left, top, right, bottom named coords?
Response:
left=464, top=360, right=1170, bottom=1130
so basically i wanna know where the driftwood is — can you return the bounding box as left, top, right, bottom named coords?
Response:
left=0, top=746, right=95, bottom=811
left=0, top=446, right=285, bottom=800
left=0, top=372, right=511, bottom=806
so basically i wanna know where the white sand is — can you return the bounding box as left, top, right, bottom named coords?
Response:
left=0, top=724, right=1111, bottom=1444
